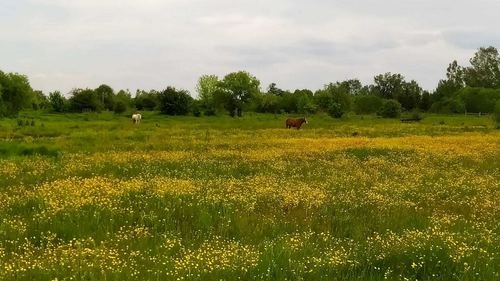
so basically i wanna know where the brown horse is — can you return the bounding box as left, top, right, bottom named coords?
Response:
left=286, top=117, right=308, bottom=129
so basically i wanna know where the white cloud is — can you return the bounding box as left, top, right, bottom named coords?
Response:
left=0, top=0, right=499, bottom=94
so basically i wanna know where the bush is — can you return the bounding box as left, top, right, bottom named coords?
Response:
left=113, top=100, right=128, bottom=114
left=327, top=102, right=344, bottom=118
left=430, top=98, right=465, bottom=114
left=191, top=100, right=202, bottom=117
left=378, top=99, right=402, bottom=118
left=157, top=87, right=193, bottom=115
left=494, top=101, right=500, bottom=129
left=459, top=87, right=500, bottom=113
left=353, top=94, right=383, bottom=114
left=49, top=91, right=67, bottom=113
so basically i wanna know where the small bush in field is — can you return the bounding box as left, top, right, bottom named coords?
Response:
left=378, top=99, right=402, bottom=118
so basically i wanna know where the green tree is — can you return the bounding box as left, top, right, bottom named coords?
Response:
left=32, top=90, right=50, bottom=110
left=116, top=90, right=134, bottom=109
left=494, top=101, right=500, bottom=129
left=373, top=73, right=405, bottom=100
left=459, top=87, right=500, bottom=113
left=464, top=46, right=500, bottom=88
left=69, top=88, right=102, bottom=112
left=0, top=71, right=34, bottom=116
left=95, top=84, right=115, bottom=111
left=218, top=71, right=260, bottom=117
left=49, top=91, right=67, bottom=113
left=135, top=90, right=158, bottom=110
left=446, top=60, right=466, bottom=87
left=353, top=94, right=383, bottom=114
left=337, top=79, right=363, bottom=95
left=158, top=87, right=193, bottom=115
left=315, top=83, right=352, bottom=117
left=419, top=91, right=432, bottom=111
left=196, top=75, right=220, bottom=115
left=399, top=80, right=422, bottom=111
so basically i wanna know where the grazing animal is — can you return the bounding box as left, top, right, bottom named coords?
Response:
left=286, top=117, right=308, bottom=129
left=132, top=113, right=142, bottom=124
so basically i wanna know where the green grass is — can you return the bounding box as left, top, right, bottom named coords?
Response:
left=0, top=111, right=498, bottom=281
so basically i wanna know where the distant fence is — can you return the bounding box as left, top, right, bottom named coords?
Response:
left=465, top=112, right=490, bottom=116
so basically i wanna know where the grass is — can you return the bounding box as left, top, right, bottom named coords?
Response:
left=0, top=111, right=499, bottom=280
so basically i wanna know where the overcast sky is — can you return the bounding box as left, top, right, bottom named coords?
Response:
left=1, top=0, right=500, bottom=96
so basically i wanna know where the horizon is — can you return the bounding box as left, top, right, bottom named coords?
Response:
left=1, top=0, right=500, bottom=95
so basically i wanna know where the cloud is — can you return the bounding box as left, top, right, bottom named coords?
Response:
left=442, top=30, right=500, bottom=50
left=0, top=0, right=498, bottom=94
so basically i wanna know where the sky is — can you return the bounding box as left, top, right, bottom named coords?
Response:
left=1, top=0, right=500, bottom=96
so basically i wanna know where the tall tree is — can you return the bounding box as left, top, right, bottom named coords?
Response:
left=49, top=91, right=67, bottom=112
left=373, top=73, right=405, bottom=100
left=69, top=88, right=102, bottom=112
left=218, top=71, right=260, bottom=117
left=337, top=79, right=363, bottom=95
left=0, top=71, right=34, bottom=116
left=94, top=84, right=115, bottom=111
left=196, top=75, right=220, bottom=115
left=446, top=60, right=465, bottom=88
left=315, top=83, right=352, bottom=117
left=399, top=80, right=422, bottom=111
left=464, top=46, right=500, bottom=88
left=157, top=87, right=193, bottom=115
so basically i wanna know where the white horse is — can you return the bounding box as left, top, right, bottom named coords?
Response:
left=132, top=113, right=142, bottom=124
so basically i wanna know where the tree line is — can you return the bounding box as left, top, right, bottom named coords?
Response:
left=1, top=46, right=500, bottom=119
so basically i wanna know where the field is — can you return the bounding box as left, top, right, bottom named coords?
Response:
left=0, top=112, right=499, bottom=281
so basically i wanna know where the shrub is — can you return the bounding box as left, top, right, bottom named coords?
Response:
left=327, top=102, right=344, bottom=118
left=157, top=87, right=193, bottom=115
left=430, top=98, right=465, bottom=114
left=113, top=100, right=127, bottom=114
left=378, top=99, right=402, bottom=118
left=459, top=87, right=500, bottom=113
left=494, top=101, right=500, bottom=129
left=353, top=94, right=383, bottom=114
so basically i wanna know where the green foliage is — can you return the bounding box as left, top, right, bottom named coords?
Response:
left=257, top=93, right=280, bottom=113
left=378, top=99, right=402, bottom=118
left=31, top=90, right=50, bottom=110
left=191, top=100, right=202, bottom=117
left=218, top=71, right=260, bottom=117
left=297, top=94, right=316, bottom=114
left=95, top=84, right=115, bottom=111
left=494, top=101, right=500, bottom=129
left=327, top=102, right=344, bottom=118
left=49, top=91, right=67, bottom=113
left=113, top=100, right=128, bottom=114
left=197, top=75, right=220, bottom=115
left=135, top=90, right=158, bottom=111
left=373, top=73, right=405, bottom=100
left=464, top=46, right=500, bottom=88
left=69, top=88, right=102, bottom=112
left=431, top=98, right=465, bottom=114
left=157, top=87, right=193, bottom=115
left=315, top=82, right=352, bottom=115
left=0, top=71, right=34, bottom=116
left=399, top=80, right=422, bottom=111
left=116, top=90, right=134, bottom=109
left=433, top=79, right=463, bottom=104
left=353, top=94, right=383, bottom=114
left=459, top=87, right=500, bottom=113
left=419, top=91, right=432, bottom=111
left=373, top=73, right=422, bottom=110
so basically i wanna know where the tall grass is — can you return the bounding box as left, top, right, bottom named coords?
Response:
left=0, top=112, right=498, bottom=280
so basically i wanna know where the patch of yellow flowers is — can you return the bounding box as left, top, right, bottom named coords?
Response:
left=0, top=130, right=498, bottom=280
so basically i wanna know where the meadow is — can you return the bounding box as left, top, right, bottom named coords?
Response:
left=0, top=112, right=499, bottom=281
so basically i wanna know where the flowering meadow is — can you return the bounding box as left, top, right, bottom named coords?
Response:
left=0, top=113, right=499, bottom=280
